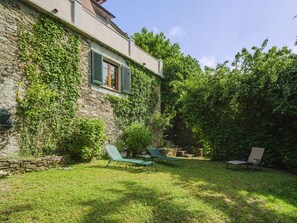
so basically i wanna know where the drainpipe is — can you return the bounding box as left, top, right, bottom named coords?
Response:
left=158, top=60, right=163, bottom=77
left=129, top=38, right=135, bottom=58
left=70, top=0, right=82, bottom=27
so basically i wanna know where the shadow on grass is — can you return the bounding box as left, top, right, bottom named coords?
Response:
left=0, top=204, right=32, bottom=222
left=89, top=161, right=157, bottom=173
left=79, top=181, right=196, bottom=223
left=88, top=159, right=297, bottom=222
left=162, top=159, right=297, bottom=222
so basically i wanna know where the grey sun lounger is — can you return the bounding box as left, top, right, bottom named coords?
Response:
left=226, top=147, right=265, bottom=171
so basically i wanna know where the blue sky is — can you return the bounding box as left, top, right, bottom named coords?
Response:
left=104, top=0, right=297, bottom=67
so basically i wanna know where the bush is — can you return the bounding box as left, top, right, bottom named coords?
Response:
left=123, top=123, right=153, bottom=157
left=149, top=112, right=172, bottom=146
left=179, top=40, right=297, bottom=173
left=64, top=118, right=107, bottom=162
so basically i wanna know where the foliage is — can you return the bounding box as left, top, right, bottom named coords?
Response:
left=132, top=28, right=202, bottom=115
left=123, top=122, right=153, bottom=157
left=149, top=112, right=172, bottom=132
left=132, top=28, right=202, bottom=144
left=179, top=40, right=297, bottom=172
left=1, top=159, right=297, bottom=223
left=107, top=60, right=160, bottom=129
left=64, top=118, right=107, bottom=162
left=18, top=17, right=81, bottom=156
left=149, top=112, right=172, bottom=145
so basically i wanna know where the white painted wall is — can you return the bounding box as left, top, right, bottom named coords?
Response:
left=22, top=0, right=163, bottom=76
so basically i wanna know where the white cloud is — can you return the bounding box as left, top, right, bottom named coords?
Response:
left=168, top=26, right=187, bottom=38
left=199, top=55, right=217, bottom=68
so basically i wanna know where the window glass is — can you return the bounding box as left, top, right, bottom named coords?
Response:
left=103, top=60, right=119, bottom=91
left=103, top=61, right=108, bottom=86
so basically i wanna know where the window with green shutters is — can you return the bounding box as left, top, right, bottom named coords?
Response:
left=91, top=50, right=131, bottom=94
left=91, top=50, right=103, bottom=85
left=121, top=65, right=131, bottom=94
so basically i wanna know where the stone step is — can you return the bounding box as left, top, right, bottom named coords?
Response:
left=176, top=150, right=195, bottom=157
left=0, top=170, right=9, bottom=177
left=184, top=154, right=195, bottom=157
left=176, top=151, right=187, bottom=156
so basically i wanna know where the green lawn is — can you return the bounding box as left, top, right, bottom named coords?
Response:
left=0, top=159, right=297, bottom=223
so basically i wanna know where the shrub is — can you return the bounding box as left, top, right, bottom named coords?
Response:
left=123, top=123, right=153, bottom=157
left=179, top=40, right=297, bottom=173
left=149, top=112, right=172, bottom=146
left=65, top=118, right=107, bottom=162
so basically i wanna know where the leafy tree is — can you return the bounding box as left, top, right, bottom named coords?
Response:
left=179, top=40, right=297, bottom=172
left=132, top=28, right=202, bottom=144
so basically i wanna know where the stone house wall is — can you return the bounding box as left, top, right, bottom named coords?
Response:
left=77, top=38, right=120, bottom=142
left=0, top=0, right=161, bottom=157
left=0, top=0, right=38, bottom=156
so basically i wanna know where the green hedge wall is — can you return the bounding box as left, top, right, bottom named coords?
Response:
left=180, top=41, right=297, bottom=173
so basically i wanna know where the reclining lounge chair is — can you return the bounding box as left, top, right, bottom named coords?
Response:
left=105, top=144, right=157, bottom=171
left=147, top=147, right=184, bottom=166
left=226, top=147, right=265, bottom=171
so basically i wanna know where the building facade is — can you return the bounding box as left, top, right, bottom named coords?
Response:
left=0, top=0, right=162, bottom=157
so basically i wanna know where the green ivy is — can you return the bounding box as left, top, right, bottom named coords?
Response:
left=18, top=16, right=81, bottom=156
left=108, top=61, right=160, bottom=130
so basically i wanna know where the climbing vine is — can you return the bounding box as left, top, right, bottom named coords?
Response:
left=18, top=16, right=81, bottom=156
left=108, top=60, right=160, bottom=130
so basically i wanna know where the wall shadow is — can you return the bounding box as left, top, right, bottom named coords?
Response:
left=85, top=159, right=297, bottom=222
left=159, top=159, right=297, bottom=222
left=0, top=204, right=33, bottom=222
left=79, top=180, right=196, bottom=223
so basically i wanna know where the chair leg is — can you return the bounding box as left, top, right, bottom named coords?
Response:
left=106, top=159, right=111, bottom=167
left=254, top=164, right=262, bottom=171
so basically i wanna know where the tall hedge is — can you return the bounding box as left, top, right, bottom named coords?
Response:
left=179, top=40, right=297, bottom=173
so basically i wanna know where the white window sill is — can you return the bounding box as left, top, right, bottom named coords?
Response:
left=91, top=84, right=127, bottom=98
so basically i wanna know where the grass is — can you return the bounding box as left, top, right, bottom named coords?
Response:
left=0, top=159, right=297, bottom=223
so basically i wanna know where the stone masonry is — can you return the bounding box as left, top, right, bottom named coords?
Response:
left=0, top=0, right=125, bottom=157
left=77, top=38, right=120, bottom=142
left=0, top=0, right=38, bottom=156
left=0, top=156, right=62, bottom=177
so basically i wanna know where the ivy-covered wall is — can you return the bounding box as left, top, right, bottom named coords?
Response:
left=0, top=0, right=161, bottom=157
left=18, top=17, right=81, bottom=156
left=0, top=0, right=38, bottom=156
left=107, top=60, right=160, bottom=130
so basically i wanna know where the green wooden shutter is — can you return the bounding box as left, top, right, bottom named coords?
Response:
left=91, top=50, right=103, bottom=85
left=121, top=65, right=131, bottom=94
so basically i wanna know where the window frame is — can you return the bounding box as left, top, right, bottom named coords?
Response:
left=102, top=59, right=120, bottom=92
left=91, top=49, right=131, bottom=95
